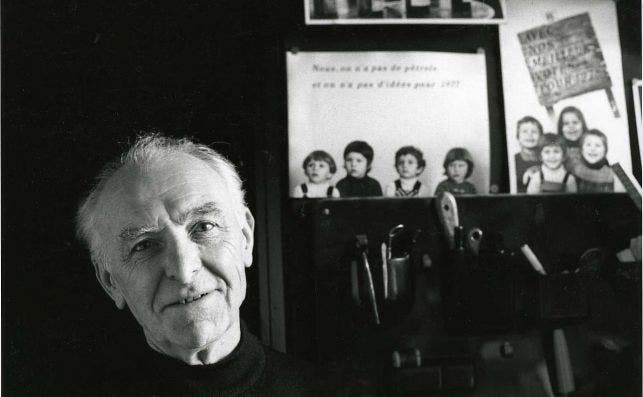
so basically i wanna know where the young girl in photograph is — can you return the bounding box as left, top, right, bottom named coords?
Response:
left=514, top=116, right=544, bottom=193
left=526, top=134, right=577, bottom=194
left=573, top=129, right=625, bottom=193
left=557, top=106, right=588, bottom=170
left=384, top=146, right=431, bottom=197
left=434, top=147, right=477, bottom=196
left=292, top=150, right=341, bottom=198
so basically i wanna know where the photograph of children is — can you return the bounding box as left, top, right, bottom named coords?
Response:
left=287, top=51, right=491, bottom=198
left=292, top=150, right=341, bottom=198
left=336, top=141, right=383, bottom=197
left=557, top=106, right=587, bottom=171
left=500, top=0, right=633, bottom=193
left=514, top=116, right=544, bottom=193
left=383, top=146, right=431, bottom=197
left=305, top=0, right=506, bottom=25
left=573, top=129, right=625, bottom=193
left=524, top=134, right=577, bottom=194
left=434, top=147, right=478, bottom=196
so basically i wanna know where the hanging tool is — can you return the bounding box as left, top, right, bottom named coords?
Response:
left=387, top=224, right=405, bottom=261
left=467, top=227, right=483, bottom=255
left=521, top=244, right=547, bottom=275
left=436, top=192, right=459, bottom=249
left=381, top=242, right=388, bottom=299
left=387, top=224, right=405, bottom=300
left=356, top=235, right=380, bottom=325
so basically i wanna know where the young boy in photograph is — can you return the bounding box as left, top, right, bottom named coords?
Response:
left=336, top=140, right=383, bottom=197
left=292, top=150, right=341, bottom=198
left=384, top=146, right=431, bottom=197
left=526, top=134, right=577, bottom=194
left=434, top=147, right=477, bottom=196
left=514, top=116, right=544, bottom=193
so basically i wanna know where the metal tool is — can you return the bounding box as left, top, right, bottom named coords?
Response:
left=381, top=242, right=388, bottom=299
left=436, top=192, right=459, bottom=249
left=467, top=227, right=483, bottom=255
left=520, top=244, right=547, bottom=275
left=389, top=254, right=410, bottom=300
left=356, top=235, right=380, bottom=325
left=387, top=224, right=405, bottom=261
left=386, top=224, right=405, bottom=300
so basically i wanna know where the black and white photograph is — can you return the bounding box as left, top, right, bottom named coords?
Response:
left=4, top=1, right=641, bottom=396
left=305, top=0, right=506, bottom=25
left=500, top=0, right=633, bottom=194
left=287, top=51, right=491, bottom=198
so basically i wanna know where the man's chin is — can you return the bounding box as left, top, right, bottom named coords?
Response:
left=171, top=316, right=233, bottom=350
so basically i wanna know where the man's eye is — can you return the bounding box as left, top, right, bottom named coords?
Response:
left=192, top=222, right=216, bottom=234
left=132, top=240, right=154, bottom=253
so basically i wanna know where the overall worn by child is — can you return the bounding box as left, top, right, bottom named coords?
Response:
left=557, top=106, right=587, bottom=171
left=526, top=134, right=577, bottom=194
left=434, top=148, right=477, bottom=196
left=292, top=150, right=340, bottom=198
left=384, top=146, right=431, bottom=197
left=514, top=116, right=543, bottom=193
left=336, top=141, right=383, bottom=197
left=573, top=129, right=625, bottom=193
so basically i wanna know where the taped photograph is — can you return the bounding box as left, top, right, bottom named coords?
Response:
left=500, top=0, right=631, bottom=194
left=305, top=0, right=505, bottom=25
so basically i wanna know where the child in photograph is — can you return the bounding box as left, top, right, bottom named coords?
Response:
left=292, top=150, right=341, bottom=198
left=557, top=106, right=588, bottom=170
left=572, top=129, right=625, bottom=193
left=514, top=116, right=544, bottom=193
left=336, top=140, right=383, bottom=197
left=384, top=146, right=431, bottom=197
left=526, top=134, right=577, bottom=194
left=434, top=148, right=477, bottom=196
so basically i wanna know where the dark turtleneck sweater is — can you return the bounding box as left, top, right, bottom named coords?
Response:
left=97, top=323, right=323, bottom=396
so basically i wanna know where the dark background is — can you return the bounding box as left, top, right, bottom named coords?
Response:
left=2, top=0, right=640, bottom=394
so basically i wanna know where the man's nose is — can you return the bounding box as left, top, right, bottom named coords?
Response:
left=164, top=233, right=201, bottom=283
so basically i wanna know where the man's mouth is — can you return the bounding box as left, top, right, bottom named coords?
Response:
left=170, top=292, right=211, bottom=307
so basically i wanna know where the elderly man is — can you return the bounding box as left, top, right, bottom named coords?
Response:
left=76, top=134, right=318, bottom=395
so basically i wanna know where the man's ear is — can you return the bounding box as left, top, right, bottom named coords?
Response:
left=92, top=259, right=126, bottom=309
left=240, top=207, right=255, bottom=268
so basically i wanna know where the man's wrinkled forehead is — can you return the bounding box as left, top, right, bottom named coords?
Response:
left=93, top=153, right=230, bottom=238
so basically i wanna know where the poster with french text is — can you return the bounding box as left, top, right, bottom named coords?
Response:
left=286, top=51, right=490, bottom=198
left=500, top=0, right=630, bottom=194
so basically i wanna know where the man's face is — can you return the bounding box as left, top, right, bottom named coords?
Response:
left=95, top=153, right=254, bottom=356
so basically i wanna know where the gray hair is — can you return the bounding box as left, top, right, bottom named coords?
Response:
left=76, top=133, right=246, bottom=265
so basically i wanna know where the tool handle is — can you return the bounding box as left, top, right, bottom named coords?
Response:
left=362, top=252, right=381, bottom=324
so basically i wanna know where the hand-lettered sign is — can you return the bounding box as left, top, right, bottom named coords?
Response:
left=518, top=13, right=619, bottom=117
